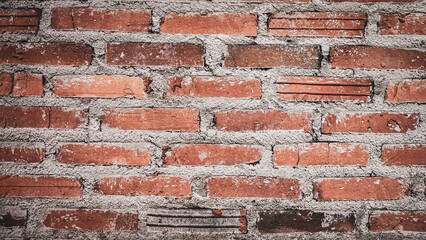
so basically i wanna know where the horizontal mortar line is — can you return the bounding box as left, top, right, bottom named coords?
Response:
left=269, top=28, right=364, bottom=30
left=147, top=215, right=243, bottom=218
left=276, top=83, right=371, bottom=87
left=277, top=92, right=370, bottom=96
left=147, top=224, right=241, bottom=228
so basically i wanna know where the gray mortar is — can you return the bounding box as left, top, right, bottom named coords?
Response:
left=0, top=0, right=425, bottom=239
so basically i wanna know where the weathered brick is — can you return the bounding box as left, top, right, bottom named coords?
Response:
left=0, top=142, right=44, bottom=163
left=161, top=13, right=257, bottom=35
left=215, top=110, right=312, bottom=132
left=369, top=211, right=426, bottom=232
left=380, top=14, right=426, bottom=35
left=0, top=175, right=82, bottom=198
left=258, top=211, right=356, bottom=233
left=163, top=144, right=261, bottom=166
left=0, top=73, right=13, bottom=95
left=385, top=80, right=426, bottom=103
left=224, top=45, right=320, bottom=68
left=0, top=207, right=26, bottom=227
left=330, top=46, right=426, bottom=70
left=95, top=176, right=191, bottom=197
left=0, top=9, right=41, bottom=33
left=167, top=76, right=261, bottom=98
left=382, top=144, right=426, bottom=166
left=0, top=43, right=93, bottom=66
left=206, top=176, right=301, bottom=199
left=52, top=8, right=151, bottom=32
left=322, top=112, right=419, bottom=133
left=314, top=177, right=409, bottom=200
left=0, top=106, right=87, bottom=129
left=12, top=73, right=43, bottom=96
left=269, top=12, right=367, bottom=37
left=53, top=75, right=149, bottom=99
left=44, top=209, right=138, bottom=231
left=102, top=108, right=199, bottom=131
left=107, top=43, right=204, bottom=67
left=58, top=143, right=150, bottom=166
left=274, top=143, right=369, bottom=166
left=276, top=76, right=372, bottom=102
left=328, top=0, right=414, bottom=2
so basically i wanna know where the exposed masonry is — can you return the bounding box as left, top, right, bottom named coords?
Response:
left=0, top=0, right=425, bottom=239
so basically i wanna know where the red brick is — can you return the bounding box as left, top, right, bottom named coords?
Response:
left=12, top=73, right=43, bottom=96
left=0, top=73, right=13, bottom=95
left=49, top=107, right=88, bottom=129
left=322, top=112, right=419, bottom=133
left=0, top=9, right=40, bottom=33
left=52, top=8, right=150, bottom=32
left=44, top=209, right=138, bottom=231
left=53, top=75, right=148, bottom=98
left=161, top=13, right=257, bottom=36
left=0, top=43, right=93, bottom=66
left=215, top=110, right=312, bottom=132
left=380, top=14, right=426, bottom=35
left=274, top=143, right=369, bottom=166
left=314, top=177, right=409, bottom=200
left=0, top=106, right=88, bottom=129
left=102, top=108, right=199, bottom=131
left=0, top=106, right=49, bottom=128
left=382, top=144, right=426, bottom=166
left=258, top=211, right=356, bottom=233
left=107, top=43, right=204, bottom=67
left=385, top=80, right=426, bottom=103
left=269, top=12, right=367, bottom=37
left=224, top=45, right=320, bottom=68
left=369, top=211, right=426, bottom=232
left=167, top=76, right=261, bottom=98
left=206, top=176, right=301, bottom=199
left=0, top=142, right=44, bottom=163
left=163, top=144, right=261, bottom=166
left=330, top=46, right=426, bottom=70
left=95, top=175, right=191, bottom=197
left=0, top=175, right=82, bottom=198
left=58, top=143, right=150, bottom=166
left=277, top=76, right=372, bottom=102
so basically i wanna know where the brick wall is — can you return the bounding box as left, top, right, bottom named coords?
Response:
left=0, top=0, right=425, bottom=239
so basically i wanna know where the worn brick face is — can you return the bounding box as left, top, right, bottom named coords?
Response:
left=102, top=108, right=199, bottom=131
left=215, top=110, right=312, bottom=131
left=44, top=209, right=138, bottom=231
left=163, top=144, right=261, bottom=166
left=54, top=75, right=148, bottom=98
left=385, top=80, right=426, bottom=103
left=322, top=112, right=419, bottom=133
left=96, top=176, right=191, bottom=197
left=161, top=13, right=257, bottom=36
left=269, top=12, right=367, bottom=37
left=52, top=8, right=151, bottom=32
left=107, top=43, right=204, bottom=66
left=0, top=9, right=41, bottom=33
left=380, top=13, right=426, bottom=35
left=314, top=177, right=410, bottom=200
left=330, top=46, right=426, bottom=70
left=206, top=176, right=301, bottom=199
left=369, top=211, right=426, bottom=232
left=0, top=142, right=44, bottom=163
left=224, top=45, right=320, bottom=68
left=167, top=76, right=261, bottom=98
left=0, top=43, right=93, bottom=66
left=58, top=143, right=151, bottom=166
left=381, top=144, right=426, bottom=166
left=0, top=175, right=82, bottom=198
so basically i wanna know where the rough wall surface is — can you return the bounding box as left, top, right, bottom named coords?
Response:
left=0, top=0, right=425, bottom=239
